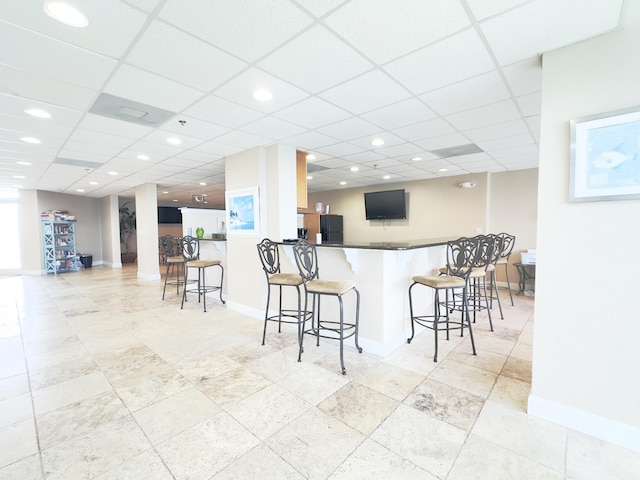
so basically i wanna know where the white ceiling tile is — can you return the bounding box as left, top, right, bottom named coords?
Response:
left=275, top=97, right=351, bottom=129
left=464, top=119, right=529, bottom=142
left=416, top=133, right=471, bottom=151
left=349, top=132, right=406, bottom=151
left=121, top=0, right=164, bottom=13
left=466, top=0, right=529, bottom=20
left=67, top=130, right=133, bottom=150
left=240, top=117, right=307, bottom=141
left=126, top=21, right=248, bottom=92
left=159, top=0, right=313, bottom=62
left=78, top=114, right=153, bottom=140
left=293, top=0, right=345, bottom=17
left=0, top=65, right=98, bottom=111
left=526, top=115, right=541, bottom=133
left=445, top=100, right=521, bottom=131
left=184, top=96, right=264, bottom=129
left=384, top=29, right=495, bottom=95
left=214, top=130, right=272, bottom=149
left=259, top=25, right=372, bottom=93
left=316, top=117, right=381, bottom=142
left=320, top=70, right=412, bottom=115
left=141, top=129, right=207, bottom=149
left=477, top=133, right=535, bottom=152
left=375, top=143, right=424, bottom=158
left=394, top=118, right=457, bottom=143
left=160, top=116, right=230, bottom=140
left=420, top=71, right=510, bottom=116
left=502, top=57, right=542, bottom=96
left=213, top=68, right=309, bottom=114
left=283, top=131, right=340, bottom=151
left=491, top=144, right=539, bottom=159
left=106, top=64, right=205, bottom=113
left=315, top=142, right=365, bottom=158
left=516, top=92, right=541, bottom=118
left=481, top=0, right=624, bottom=65
left=361, top=98, right=437, bottom=130
left=340, top=151, right=387, bottom=163
left=0, top=22, right=116, bottom=90
left=325, top=0, right=470, bottom=63
left=1, top=0, right=147, bottom=58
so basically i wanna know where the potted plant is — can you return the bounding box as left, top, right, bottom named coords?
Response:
left=119, top=202, right=137, bottom=263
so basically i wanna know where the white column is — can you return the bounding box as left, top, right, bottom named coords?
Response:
left=135, top=183, right=160, bottom=280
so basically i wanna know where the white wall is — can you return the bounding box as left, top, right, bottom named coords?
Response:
left=529, top=2, right=640, bottom=451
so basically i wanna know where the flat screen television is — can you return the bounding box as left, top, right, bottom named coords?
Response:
left=364, top=189, right=407, bottom=220
left=158, top=206, right=182, bottom=224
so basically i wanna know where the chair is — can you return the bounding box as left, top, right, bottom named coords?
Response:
left=486, top=233, right=504, bottom=319
left=293, top=240, right=361, bottom=375
left=408, top=237, right=478, bottom=362
left=256, top=239, right=310, bottom=350
left=180, top=235, right=224, bottom=312
left=160, top=235, right=185, bottom=300
left=496, top=233, right=516, bottom=306
left=466, top=234, right=496, bottom=331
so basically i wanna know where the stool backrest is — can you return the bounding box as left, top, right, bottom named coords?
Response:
left=256, top=238, right=281, bottom=275
left=498, top=233, right=516, bottom=260
left=293, top=240, right=319, bottom=283
left=159, top=235, right=180, bottom=257
left=447, top=236, right=480, bottom=280
left=180, top=235, right=200, bottom=261
left=487, top=233, right=503, bottom=267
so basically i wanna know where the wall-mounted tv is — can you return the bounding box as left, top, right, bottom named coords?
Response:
left=364, top=189, right=407, bottom=220
left=158, top=206, right=182, bottom=224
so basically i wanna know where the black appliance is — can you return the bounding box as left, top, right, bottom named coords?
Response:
left=320, top=215, right=343, bottom=243
left=297, top=227, right=308, bottom=239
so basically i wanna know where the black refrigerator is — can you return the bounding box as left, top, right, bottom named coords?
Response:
left=320, top=215, right=343, bottom=243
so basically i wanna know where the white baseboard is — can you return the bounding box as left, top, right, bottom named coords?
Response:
left=137, top=272, right=161, bottom=281
left=528, top=394, right=640, bottom=452
left=226, top=301, right=263, bottom=320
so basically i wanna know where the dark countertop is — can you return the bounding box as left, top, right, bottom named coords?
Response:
left=281, top=237, right=451, bottom=250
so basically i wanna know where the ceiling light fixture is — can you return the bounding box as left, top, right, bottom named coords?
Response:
left=89, top=181, right=98, bottom=185
left=25, top=108, right=51, bottom=119
left=17, top=161, right=32, bottom=165
left=172, top=199, right=178, bottom=202
left=44, top=2, right=89, bottom=27
left=108, top=171, right=118, bottom=175
left=371, top=138, right=385, bottom=146
left=411, top=156, right=422, bottom=161
left=76, top=189, right=85, bottom=192
left=166, top=137, right=181, bottom=145
left=350, top=166, right=359, bottom=172
left=383, top=175, right=391, bottom=180
left=13, top=175, right=25, bottom=179
left=339, top=181, right=347, bottom=185
left=199, top=182, right=207, bottom=186
left=438, top=168, right=448, bottom=172
left=306, top=154, right=316, bottom=161
left=162, top=191, right=169, bottom=194
left=20, top=137, right=41, bottom=144
left=307, top=175, right=313, bottom=180
left=137, top=154, right=149, bottom=160
left=252, top=88, right=273, bottom=102
left=459, top=181, right=477, bottom=189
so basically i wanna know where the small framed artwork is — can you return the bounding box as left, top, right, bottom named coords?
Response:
left=569, top=106, right=640, bottom=202
left=225, top=187, right=260, bottom=236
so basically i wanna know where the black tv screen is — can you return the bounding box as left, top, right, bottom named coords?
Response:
left=364, top=189, right=406, bottom=220
left=158, top=206, right=182, bottom=224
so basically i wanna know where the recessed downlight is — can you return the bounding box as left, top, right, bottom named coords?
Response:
left=162, top=191, right=169, bottom=194
left=25, top=108, right=51, bottom=119
left=137, top=154, right=149, bottom=160
left=350, top=166, right=359, bottom=172
left=20, top=137, right=41, bottom=144
left=108, top=171, right=118, bottom=175
left=438, top=168, right=449, bottom=172
left=13, top=175, right=26, bottom=179
left=307, top=175, right=313, bottom=180
left=411, top=156, right=423, bottom=161
left=172, top=199, right=178, bottom=202
left=252, top=88, right=273, bottom=102
left=89, top=181, right=98, bottom=185
left=17, top=161, right=32, bottom=165
left=371, top=138, right=384, bottom=146
left=383, top=175, right=391, bottom=180
left=44, top=2, right=89, bottom=27
left=339, top=181, right=347, bottom=186
left=76, top=189, right=85, bottom=192
left=166, top=137, right=181, bottom=145
left=306, top=154, right=316, bottom=161
left=199, top=182, right=207, bottom=186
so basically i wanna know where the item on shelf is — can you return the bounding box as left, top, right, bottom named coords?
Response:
left=196, top=227, right=204, bottom=239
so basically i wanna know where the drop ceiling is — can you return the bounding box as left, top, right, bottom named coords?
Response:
left=0, top=0, right=625, bottom=207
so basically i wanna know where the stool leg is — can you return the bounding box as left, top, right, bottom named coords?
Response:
left=262, top=282, right=271, bottom=345
left=277, top=286, right=283, bottom=333
left=338, top=295, right=346, bottom=375
left=504, top=264, right=514, bottom=305
left=433, top=289, right=440, bottom=362
left=162, top=261, right=171, bottom=300
left=201, top=267, right=207, bottom=313
left=180, top=266, right=189, bottom=309
left=407, top=282, right=417, bottom=344
left=353, top=288, right=362, bottom=354
left=218, top=264, right=225, bottom=304
left=463, top=285, right=477, bottom=356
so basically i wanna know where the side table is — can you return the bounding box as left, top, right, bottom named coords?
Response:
left=514, top=262, right=536, bottom=295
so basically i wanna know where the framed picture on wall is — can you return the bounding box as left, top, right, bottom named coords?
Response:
left=225, top=187, right=260, bottom=236
left=569, top=106, right=640, bottom=202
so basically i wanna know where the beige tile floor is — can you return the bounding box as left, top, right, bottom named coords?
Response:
left=1, top=266, right=639, bottom=479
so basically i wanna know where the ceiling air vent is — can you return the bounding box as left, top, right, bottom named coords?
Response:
left=53, top=157, right=104, bottom=169
left=89, top=93, right=175, bottom=127
left=429, top=143, right=483, bottom=158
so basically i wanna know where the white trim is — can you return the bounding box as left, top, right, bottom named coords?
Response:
left=137, top=272, right=161, bottom=281
left=226, top=300, right=263, bottom=320
left=528, top=394, right=640, bottom=452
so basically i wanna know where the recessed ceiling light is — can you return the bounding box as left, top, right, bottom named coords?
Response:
left=306, top=154, right=316, bottom=161
left=13, top=175, right=25, bottom=179
left=172, top=199, right=178, bottom=202
left=438, top=168, right=448, bottom=172
left=350, top=166, right=359, bottom=172
left=76, top=189, right=85, bottom=192
left=24, top=108, right=51, bottom=119
left=44, top=2, right=89, bottom=27
left=202, top=194, right=207, bottom=197
left=339, top=181, right=347, bottom=186
left=371, top=138, right=384, bottom=146
left=20, top=137, right=41, bottom=144
left=166, top=137, right=181, bottom=145
left=306, top=175, right=313, bottom=180
left=252, top=88, right=273, bottom=102
left=89, top=181, right=98, bottom=185
left=411, top=156, right=423, bottom=161
left=137, top=154, right=149, bottom=160
left=199, top=182, right=207, bottom=186
left=162, top=191, right=169, bottom=194
left=108, top=171, right=118, bottom=175
left=16, top=161, right=32, bottom=165
left=383, top=175, right=391, bottom=180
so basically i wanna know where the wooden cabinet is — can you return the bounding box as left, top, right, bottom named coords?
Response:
left=303, top=213, right=321, bottom=241
left=296, top=150, right=307, bottom=209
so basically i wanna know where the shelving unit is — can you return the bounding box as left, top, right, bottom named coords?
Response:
left=42, top=220, right=78, bottom=274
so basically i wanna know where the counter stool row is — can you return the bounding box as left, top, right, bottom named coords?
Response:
left=159, top=235, right=224, bottom=312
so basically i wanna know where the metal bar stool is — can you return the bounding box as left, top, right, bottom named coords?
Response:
left=293, top=240, right=361, bottom=375
left=256, top=239, right=311, bottom=352
left=408, top=236, right=479, bottom=362
left=496, top=233, right=516, bottom=306
left=180, top=235, right=224, bottom=312
left=160, top=235, right=185, bottom=300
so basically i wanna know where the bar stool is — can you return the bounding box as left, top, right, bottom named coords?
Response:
left=408, top=237, right=478, bottom=362
left=293, top=240, right=361, bottom=375
left=256, top=238, right=311, bottom=351
left=486, top=233, right=504, bottom=319
left=180, top=235, right=224, bottom=312
left=160, top=235, right=185, bottom=300
left=496, top=233, right=516, bottom=306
